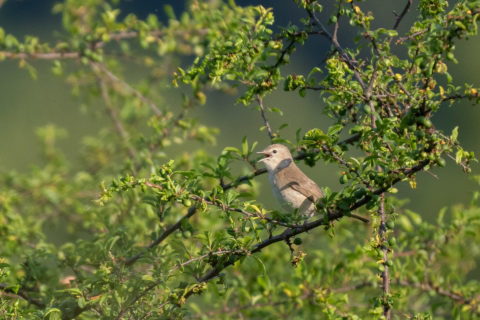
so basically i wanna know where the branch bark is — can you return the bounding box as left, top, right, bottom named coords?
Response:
left=0, top=283, right=45, bottom=308
left=90, top=61, right=163, bottom=117
left=256, top=95, right=274, bottom=141
left=392, top=0, right=413, bottom=30
left=124, top=206, right=197, bottom=266
left=379, top=193, right=391, bottom=319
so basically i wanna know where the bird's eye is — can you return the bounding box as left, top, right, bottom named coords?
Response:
left=273, top=149, right=277, bottom=154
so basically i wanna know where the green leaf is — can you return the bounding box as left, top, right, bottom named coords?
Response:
left=164, top=4, right=176, bottom=19
left=270, top=107, right=283, bottom=116
left=327, top=124, right=343, bottom=136
left=242, top=136, right=248, bottom=155
left=224, top=146, right=241, bottom=155
left=142, top=274, right=155, bottom=282
left=44, top=308, right=62, bottom=320
left=451, top=126, right=458, bottom=142
left=456, top=149, right=463, bottom=164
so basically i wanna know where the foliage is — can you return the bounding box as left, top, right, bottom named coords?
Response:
left=1, top=0, right=480, bottom=319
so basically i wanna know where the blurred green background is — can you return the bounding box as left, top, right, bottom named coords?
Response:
left=1, top=0, right=479, bottom=223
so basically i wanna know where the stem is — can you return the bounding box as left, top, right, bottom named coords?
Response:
left=256, top=95, right=274, bottom=141
left=392, top=0, right=413, bottom=30
left=98, top=78, right=137, bottom=171
left=124, top=206, right=197, bottom=266
left=378, top=193, right=391, bottom=319
left=90, top=62, right=163, bottom=117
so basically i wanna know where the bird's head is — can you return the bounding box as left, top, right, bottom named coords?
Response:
left=257, top=144, right=293, bottom=172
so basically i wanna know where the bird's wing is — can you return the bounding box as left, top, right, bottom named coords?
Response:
left=288, top=178, right=323, bottom=202
left=281, top=165, right=323, bottom=202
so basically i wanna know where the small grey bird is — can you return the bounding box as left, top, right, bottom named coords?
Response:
left=257, top=144, right=322, bottom=218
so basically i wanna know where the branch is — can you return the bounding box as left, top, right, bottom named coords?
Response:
left=189, top=281, right=369, bottom=318
left=190, top=195, right=298, bottom=228
left=0, top=283, right=45, bottom=308
left=396, top=280, right=479, bottom=311
left=222, top=168, right=267, bottom=191
left=125, top=158, right=429, bottom=313
left=331, top=281, right=370, bottom=293
left=197, top=159, right=430, bottom=284
left=321, top=144, right=373, bottom=189
left=98, top=78, right=137, bottom=161
left=195, top=216, right=340, bottom=284
left=392, top=0, right=413, bottom=30
left=124, top=206, right=197, bottom=266
left=306, top=8, right=366, bottom=90
left=188, top=299, right=289, bottom=319
left=0, top=51, right=81, bottom=60
left=378, top=194, right=391, bottom=319
left=256, top=95, right=274, bottom=141
left=171, top=249, right=246, bottom=273
left=123, top=145, right=429, bottom=312
left=0, top=29, right=208, bottom=61
left=89, top=61, right=163, bottom=117
left=440, top=93, right=478, bottom=103
left=395, top=28, right=429, bottom=44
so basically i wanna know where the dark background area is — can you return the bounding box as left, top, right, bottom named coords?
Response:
left=1, top=0, right=479, bottom=225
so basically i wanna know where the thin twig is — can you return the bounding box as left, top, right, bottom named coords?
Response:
left=321, top=145, right=372, bottom=189
left=98, top=79, right=137, bottom=163
left=395, top=29, right=429, bottom=44
left=0, top=51, right=81, bottom=59
left=170, top=249, right=246, bottom=273
left=392, top=0, right=413, bottom=30
left=0, top=283, right=45, bottom=308
left=331, top=281, right=370, bottom=293
left=256, top=95, right=274, bottom=141
left=306, top=8, right=366, bottom=90
left=378, top=193, right=391, bottom=319
left=0, top=29, right=209, bottom=61
left=396, top=280, right=478, bottom=308
left=187, top=300, right=289, bottom=319
left=124, top=206, right=197, bottom=266
left=90, top=61, right=163, bottom=117
left=190, top=195, right=298, bottom=228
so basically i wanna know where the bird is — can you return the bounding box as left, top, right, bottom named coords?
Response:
left=257, top=144, right=369, bottom=223
left=257, top=144, right=322, bottom=218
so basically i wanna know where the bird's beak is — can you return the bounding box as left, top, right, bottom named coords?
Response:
left=257, top=150, right=271, bottom=162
